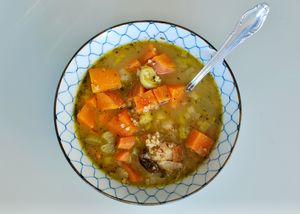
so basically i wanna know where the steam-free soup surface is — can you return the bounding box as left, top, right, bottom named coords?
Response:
left=74, top=41, right=222, bottom=187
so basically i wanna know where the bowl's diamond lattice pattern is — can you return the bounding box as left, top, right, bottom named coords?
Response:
left=55, top=21, right=241, bottom=205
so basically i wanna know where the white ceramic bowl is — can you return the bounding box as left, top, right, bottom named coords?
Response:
left=54, top=21, right=242, bottom=205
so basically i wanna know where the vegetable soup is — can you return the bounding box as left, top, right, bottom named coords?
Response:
left=74, top=41, right=222, bottom=187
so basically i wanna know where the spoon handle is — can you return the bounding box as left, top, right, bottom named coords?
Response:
left=186, top=3, right=270, bottom=92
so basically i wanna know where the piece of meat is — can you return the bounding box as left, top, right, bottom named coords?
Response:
left=142, top=132, right=184, bottom=172
left=157, top=161, right=183, bottom=170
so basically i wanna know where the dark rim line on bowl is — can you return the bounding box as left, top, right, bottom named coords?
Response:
left=53, top=20, right=242, bottom=206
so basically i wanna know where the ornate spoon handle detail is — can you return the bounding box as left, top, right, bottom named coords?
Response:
left=186, top=3, right=270, bottom=92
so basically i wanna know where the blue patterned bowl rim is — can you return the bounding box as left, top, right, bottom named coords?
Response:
left=54, top=20, right=242, bottom=205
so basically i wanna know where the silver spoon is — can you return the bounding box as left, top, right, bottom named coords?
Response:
left=186, top=2, right=270, bottom=92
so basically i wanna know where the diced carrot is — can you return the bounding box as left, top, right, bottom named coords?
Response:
left=186, top=129, right=214, bottom=156
left=77, top=103, right=97, bottom=129
left=167, top=85, right=185, bottom=108
left=126, top=59, right=141, bottom=72
left=89, top=68, right=122, bottom=93
left=152, top=54, right=176, bottom=75
left=118, top=110, right=137, bottom=134
left=114, top=150, right=131, bottom=162
left=106, top=116, right=122, bottom=135
left=121, top=163, right=143, bottom=183
left=117, top=136, right=135, bottom=150
left=85, top=95, right=97, bottom=108
left=128, top=83, right=146, bottom=99
left=152, top=85, right=171, bottom=105
left=106, top=110, right=137, bottom=136
left=119, top=125, right=137, bottom=137
left=118, top=110, right=133, bottom=127
left=140, top=43, right=157, bottom=64
left=172, top=145, right=184, bottom=162
left=106, top=91, right=125, bottom=106
left=98, top=111, right=114, bottom=125
left=133, top=90, right=159, bottom=113
left=96, top=91, right=125, bottom=110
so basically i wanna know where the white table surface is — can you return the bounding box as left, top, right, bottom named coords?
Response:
left=1, top=0, right=299, bottom=213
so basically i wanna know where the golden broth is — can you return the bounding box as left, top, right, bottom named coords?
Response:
left=74, top=41, right=222, bottom=187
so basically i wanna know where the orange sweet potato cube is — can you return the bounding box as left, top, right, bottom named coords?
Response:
left=128, top=83, right=146, bottom=99
left=114, top=150, right=131, bottom=162
left=186, top=129, right=214, bottom=156
left=98, top=111, right=114, bottom=125
left=152, top=85, right=171, bottom=105
left=106, top=110, right=137, bottom=136
left=85, top=95, right=97, bottom=108
left=89, top=68, right=122, bottom=93
left=152, top=54, right=176, bottom=75
left=133, top=90, right=158, bottom=113
left=167, top=85, right=185, bottom=108
left=126, top=59, right=142, bottom=72
left=117, top=136, right=136, bottom=150
left=96, top=91, right=125, bottom=110
left=77, top=103, right=97, bottom=129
